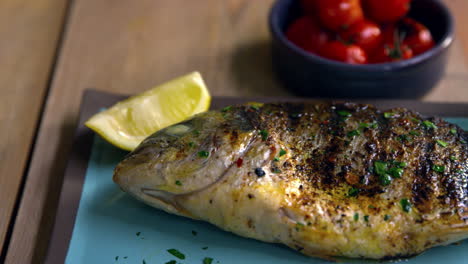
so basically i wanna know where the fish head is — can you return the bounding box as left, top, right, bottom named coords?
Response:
left=113, top=110, right=256, bottom=213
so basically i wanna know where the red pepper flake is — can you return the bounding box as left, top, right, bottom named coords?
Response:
left=344, top=172, right=360, bottom=185
left=236, top=158, right=243, bottom=167
left=322, top=120, right=330, bottom=125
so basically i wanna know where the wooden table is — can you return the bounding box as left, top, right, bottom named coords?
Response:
left=1, top=0, right=467, bottom=263
left=0, top=0, right=68, bottom=260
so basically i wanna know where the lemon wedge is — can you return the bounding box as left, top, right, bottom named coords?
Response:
left=85, top=72, right=211, bottom=151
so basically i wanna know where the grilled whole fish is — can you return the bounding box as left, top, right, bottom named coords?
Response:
left=113, top=102, right=468, bottom=259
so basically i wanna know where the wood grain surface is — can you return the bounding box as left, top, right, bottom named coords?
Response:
left=4, top=0, right=468, bottom=263
left=0, top=0, right=68, bottom=259
left=445, top=0, right=468, bottom=68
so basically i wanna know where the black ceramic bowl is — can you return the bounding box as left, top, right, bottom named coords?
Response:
left=269, top=0, right=454, bottom=98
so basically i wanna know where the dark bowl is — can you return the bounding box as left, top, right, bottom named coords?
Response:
left=269, top=0, right=454, bottom=98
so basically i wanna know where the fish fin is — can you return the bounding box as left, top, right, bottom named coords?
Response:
left=430, top=223, right=468, bottom=247
left=141, top=188, right=197, bottom=219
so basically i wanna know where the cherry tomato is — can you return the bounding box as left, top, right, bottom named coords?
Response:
left=400, top=18, right=435, bottom=55
left=286, top=16, right=331, bottom=53
left=371, top=43, right=413, bottom=63
left=319, top=41, right=368, bottom=64
left=316, top=0, right=364, bottom=32
left=301, top=0, right=317, bottom=15
left=339, top=20, right=382, bottom=53
left=371, top=24, right=413, bottom=63
left=380, top=23, right=403, bottom=48
left=371, top=26, right=412, bottom=63
left=364, top=0, right=410, bottom=23
left=381, top=24, right=399, bottom=43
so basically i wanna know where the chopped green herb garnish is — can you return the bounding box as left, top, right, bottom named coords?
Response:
left=379, top=174, right=392, bottom=186
left=450, top=128, right=457, bottom=135
left=198, top=150, right=210, bottom=158
left=409, top=131, right=420, bottom=136
left=165, top=261, right=177, bottom=264
left=167, top=249, right=185, bottom=260
left=204, top=257, right=214, bottom=264
left=251, top=105, right=260, bottom=110
left=124, top=256, right=128, bottom=259
left=411, top=118, right=420, bottom=123
left=394, top=161, right=407, bottom=168
left=354, top=213, right=359, bottom=221
left=192, top=230, right=198, bottom=236
left=259, top=130, right=269, bottom=141
left=279, top=149, right=287, bottom=156
left=202, top=246, right=209, bottom=250
left=422, top=120, right=437, bottom=129
left=348, top=187, right=359, bottom=197
left=400, top=198, right=412, bottom=213
left=142, top=260, right=146, bottom=264
left=115, top=256, right=119, bottom=261
left=359, top=122, right=377, bottom=129
left=436, top=140, right=448, bottom=147
left=462, top=140, right=467, bottom=144
left=432, top=164, right=445, bottom=173
left=398, top=134, right=411, bottom=142
left=175, top=180, right=182, bottom=186
left=188, top=142, right=194, bottom=148
left=384, top=112, right=396, bottom=119
left=337, top=110, right=352, bottom=117
left=221, top=106, right=232, bottom=112
left=368, top=205, right=376, bottom=209
left=295, top=222, right=305, bottom=231
left=359, top=123, right=370, bottom=129
left=364, top=215, right=369, bottom=222
left=347, top=130, right=360, bottom=137
left=388, top=167, right=404, bottom=178
left=193, top=129, right=201, bottom=136
left=374, top=161, right=388, bottom=176
left=136, top=232, right=141, bottom=236
left=273, top=157, right=280, bottom=162
left=450, top=156, right=458, bottom=161
left=272, top=168, right=281, bottom=174
left=384, top=214, right=391, bottom=221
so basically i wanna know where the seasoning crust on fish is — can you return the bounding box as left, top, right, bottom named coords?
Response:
left=113, top=102, right=468, bottom=260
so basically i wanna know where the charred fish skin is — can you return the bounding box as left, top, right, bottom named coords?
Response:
left=113, top=102, right=468, bottom=260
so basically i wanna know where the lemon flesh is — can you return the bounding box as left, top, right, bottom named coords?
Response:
left=85, top=72, right=211, bottom=151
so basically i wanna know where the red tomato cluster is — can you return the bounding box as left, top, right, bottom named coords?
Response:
left=286, top=0, right=435, bottom=64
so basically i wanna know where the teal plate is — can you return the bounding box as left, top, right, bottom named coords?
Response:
left=65, top=118, right=468, bottom=264
left=44, top=91, right=468, bottom=264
